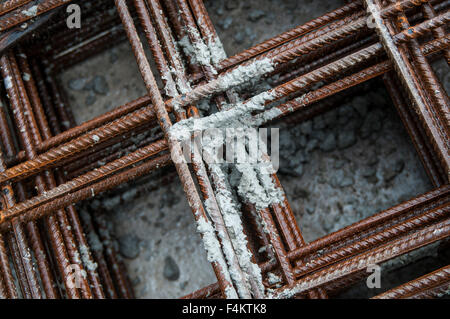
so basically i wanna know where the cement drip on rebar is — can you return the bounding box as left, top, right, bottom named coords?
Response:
left=169, top=90, right=275, bottom=142
left=195, top=212, right=238, bottom=299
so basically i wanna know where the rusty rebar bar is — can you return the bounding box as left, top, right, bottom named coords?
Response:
left=0, top=0, right=73, bottom=32
left=373, top=264, right=450, bottom=298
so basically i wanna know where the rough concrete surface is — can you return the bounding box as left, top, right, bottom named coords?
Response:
left=59, top=0, right=448, bottom=298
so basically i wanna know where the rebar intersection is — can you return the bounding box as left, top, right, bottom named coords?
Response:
left=0, top=0, right=448, bottom=299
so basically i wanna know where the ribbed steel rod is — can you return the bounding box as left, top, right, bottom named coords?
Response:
left=115, top=0, right=238, bottom=298
left=373, top=265, right=450, bottom=299
left=0, top=0, right=74, bottom=32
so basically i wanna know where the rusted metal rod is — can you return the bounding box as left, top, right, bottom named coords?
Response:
left=373, top=265, right=450, bottom=299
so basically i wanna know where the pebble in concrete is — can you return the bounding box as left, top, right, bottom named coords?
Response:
left=68, top=78, right=87, bottom=91
left=163, top=256, right=180, bottom=281
left=118, top=234, right=141, bottom=259
left=93, top=75, right=109, bottom=95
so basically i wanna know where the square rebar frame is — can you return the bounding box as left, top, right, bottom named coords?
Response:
left=0, top=0, right=448, bottom=299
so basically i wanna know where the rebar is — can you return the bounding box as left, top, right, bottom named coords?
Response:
left=0, top=0, right=448, bottom=299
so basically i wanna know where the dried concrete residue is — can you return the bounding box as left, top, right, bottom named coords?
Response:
left=253, top=106, right=284, bottom=127
left=179, top=34, right=212, bottom=69
left=258, top=170, right=285, bottom=205
left=211, top=218, right=251, bottom=298
left=207, top=35, right=227, bottom=67
left=161, top=70, right=178, bottom=98
left=169, top=90, right=275, bottom=142
left=161, top=39, right=193, bottom=107
left=4, top=76, right=12, bottom=90
left=79, top=211, right=104, bottom=261
left=169, top=85, right=282, bottom=209
left=169, top=57, right=274, bottom=110
left=186, top=94, right=285, bottom=297
left=21, top=5, right=38, bottom=17
left=169, top=86, right=284, bottom=297
left=180, top=25, right=215, bottom=70
left=72, top=250, right=81, bottom=264
left=80, top=244, right=98, bottom=272
left=173, top=105, right=285, bottom=211
left=169, top=88, right=283, bottom=209
left=92, top=134, right=100, bottom=143
left=188, top=11, right=227, bottom=67
left=206, top=163, right=266, bottom=297
left=211, top=41, right=272, bottom=95
left=168, top=62, right=192, bottom=96
left=217, top=58, right=275, bottom=93
left=178, top=26, right=227, bottom=71
left=234, top=161, right=282, bottom=210
left=195, top=213, right=238, bottom=298
left=203, top=195, right=251, bottom=298
left=22, top=73, right=31, bottom=82
left=267, top=272, right=282, bottom=286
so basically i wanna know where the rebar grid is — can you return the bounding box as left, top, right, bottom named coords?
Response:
left=0, top=0, right=448, bottom=299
